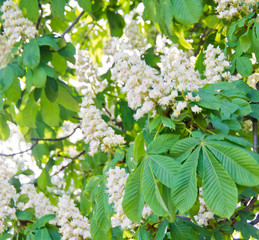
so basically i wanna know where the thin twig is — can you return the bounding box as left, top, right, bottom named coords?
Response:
left=250, top=214, right=259, bottom=225
left=31, top=126, right=80, bottom=142
left=0, top=141, right=38, bottom=157
left=36, top=0, right=43, bottom=30
left=51, top=150, right=86, bottom=176
left=0, top=127, right=80, bottom=157
left=60, top=11, right=85, bottom=38
left=176, top=215, right=191, bottom=221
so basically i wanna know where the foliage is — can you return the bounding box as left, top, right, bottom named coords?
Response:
left=0, top=0, right=259, bottom=240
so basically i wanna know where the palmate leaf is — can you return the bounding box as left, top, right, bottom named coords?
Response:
left=148, top=155, right=180, bottom=188
left=205, top=141, right=259, bottom=186
left=142, top=158, right=169, bottom=216
left=122, top=162, right=144, bottom=223
left=171, top=147, right=200, bottom=213
left=202, top=147, right=237, bottom=218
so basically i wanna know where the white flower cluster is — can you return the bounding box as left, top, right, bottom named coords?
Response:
left=0, top=0, right=38, bottom=68
left=18, top=184, right=57, bottom=224
left=242, top=120, right=253, bottom=132
left=111, top=43, right=238, bottom=119
left=76, top=50, right=108, bottom=94
left=0, top=178, right=17, bottom=234
left=79, top=91, right=125, bottom=155
left=103, top=19, right=147, bottom=58
left=106, top=167, right=152, bottom=230
left=204, top=44, right=240, bottom=83
left=56, top=195, right=91, bottom=240
left=214, top=0, right=258, bottom=20
left=194, top=188, right=214, bottom=226
left=247, top=72, right=259, bottom=89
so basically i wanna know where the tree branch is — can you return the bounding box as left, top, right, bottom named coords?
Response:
left=250, top=214, right=259, bottom=225
left=51, top=150, right=86, bottom=176
left=36, top=0, right=43, bottom=30
left=0, top=126, right=80, bottom=157
left=60, top=11, right=85, bottom=38
left=0, top=141, right=39, bottom=157
left=252, top=117, right=258, bottom=152
left=31, top=126, right=80, bottom=142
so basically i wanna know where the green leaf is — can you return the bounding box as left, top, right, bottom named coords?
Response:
left=234, top=221, right=259, bottom=239
left=0, top=234, right=13, bottom=240
left=16, top=93, right=38, bottom=128
left=250, top=104, right=259, bottom=119
left=47, top=227, right=61, bottom=240
left=136, top=228, right=152, bottom=240
left=37, top=36, right=59, bottom=51
left=45, top=78, right=58, bottom=102
left=31, top=215, right=56, bottom=230
left=205, top=141, right=259, bottom=186
left=155, top=220, right=168, bottom=240
left=133, top=132, right=145, bottom=165
left=37, top=168, right=52, bottom=191
left=0, top=114, right=10, bottom=140
left=232, top=98, right=251, bottom=115
left=235, top=56, right=253, bottom=77
left=142, top=158, right=169, bottom=216
left=0, top=65, right=15, bottom=91
left=56, top=82, right=79, bottom=112
left=59, top=43, right=76, bottom=57
left=148, top=155, right=180, bottom=188
left=171, top=0, right=203, bottom=25
left=240, top=30, right=252, bottom=53
left=31, top=66, right=47, bottom=88
left=171, top=147, right=199, bottom=213
left=41, top=91, right=60, bottom=126
left=35, top=228, right=52, bottom=240
left=147, top=134, right=179, bottom=154
left=107, top=10, right=125, bottom=37
left=202, top=147, right=237, bottom=218
left=23, top=39, right=40, bottom=69
left=77, top=0, right=91, bottom=12
left=169, top=219, right=196, bottom=240
left=170, top=138, right=199, bottom=157
left=161, top=116, right=175, bottom=129
left=51, top=0, right=66, bottom=18
left=51, top=53, right=67, bottom=75
left=16, top=210, right=34, bottom=221
left=123, top=162, right=144, bottom=223
left=19, top=0, right=39, bottom=22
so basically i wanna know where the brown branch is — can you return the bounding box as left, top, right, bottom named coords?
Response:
left=36, top=0, right=43, bottom=30
left=31, top=126, right=80, bottom=142
left=0, top=126, right=80, bottom=157
left=194, top=27, right=214, bottom=56
left=60, top=11, right=85, bottom=38
left=51, top=150, right=86, bottom=176
left=250, top=214, right=259, bottom=225
left=176, top=215, right=191, bottom=221
left=0, top=141, right=38, bottom=157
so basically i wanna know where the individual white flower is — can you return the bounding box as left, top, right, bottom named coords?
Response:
left=191, top=105, right=202, bottom=114
left=248, top=73, right=259, bottom=90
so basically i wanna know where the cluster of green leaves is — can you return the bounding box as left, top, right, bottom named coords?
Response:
left=1, top=0, right=259, bottom=240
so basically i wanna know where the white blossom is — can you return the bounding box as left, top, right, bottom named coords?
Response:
left=106, top=167, right=152, bottom=230
left=19, top=184, right=57, bottom=224
left=214, top=0, right=258, bottom=20
left=194, top=188, right=214, bottom=226
left=57, top=195, right=91, bottom=240
left=0, top=0, right=38, bottom=68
